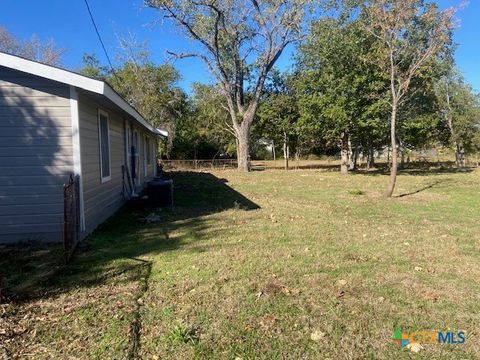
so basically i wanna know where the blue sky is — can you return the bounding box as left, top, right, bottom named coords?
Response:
left=0, top=0, right=478, bottom=92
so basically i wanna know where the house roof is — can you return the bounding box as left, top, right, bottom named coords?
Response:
left=0, top=51, right=168, bottom=137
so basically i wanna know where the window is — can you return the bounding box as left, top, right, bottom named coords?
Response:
left=98, top=110, right=111, bottom=182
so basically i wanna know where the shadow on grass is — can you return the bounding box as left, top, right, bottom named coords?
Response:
left=0, top=171, right=259, bottom=303
left=395, top=180, right=449, bottom=198
left=350, top=162, right=475, bottom=177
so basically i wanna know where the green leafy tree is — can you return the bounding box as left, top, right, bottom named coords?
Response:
left=173, top=83, right=236, bottom=159
left=79, top=43, right=188, bottom=156
left=296, top=17, right=388, bottom=174
left=436, top=69, right=480, bottom=167
left=364, top=0, right=455, bottom=196
left=257, top=71, right=300, bottom=169
left=79, top=53, right=109, bottom=80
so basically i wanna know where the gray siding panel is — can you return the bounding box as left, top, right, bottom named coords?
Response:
left=0, top=66, right=73, bottom=243
left=78, top=94, right=126, bottom=238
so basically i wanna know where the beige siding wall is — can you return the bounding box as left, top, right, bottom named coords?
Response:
left=78, top=94, right=126, bottom=237
left=0, top=66, right=72, bottom=243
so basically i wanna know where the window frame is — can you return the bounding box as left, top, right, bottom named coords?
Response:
left=98, top=109, right=111, bottom=183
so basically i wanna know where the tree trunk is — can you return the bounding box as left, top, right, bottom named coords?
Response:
left=348, top=139, right=353, bottom=170
left=385, top=104, right=398, bottom=197
left=340, top=132, right=349, bottom=175
left=455, top=143, right=465, bottom=168
left=236, top=128, right=250, bottom=172
left=283, top=132, right=289, bottom=170
left=350, top=146, right=358, bottom=171
left=272, top=140, right=276, bottom=162
left=400, top=146, right=405, bottom=170
left=367, top=145, right=375, bottom=170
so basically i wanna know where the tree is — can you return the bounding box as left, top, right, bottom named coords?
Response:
left=257, top=71, right=300, bottom=170
left=296, top=17, right=388, bottom=174
left=173, top=83, right=236, bottom=159
left=364, top=0, right=454, bottom=197
left=79, top=53, right=109, bottom=80
left=79, top=43, right=188, bottom=155
left=145, top=0, right=313, bottom=171
left=0, top=26, right=65, bottom=65
left=436, top=69, right=480, bottom=167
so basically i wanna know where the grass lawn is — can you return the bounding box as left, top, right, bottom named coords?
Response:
left=1, top=167, right=479, bottom=359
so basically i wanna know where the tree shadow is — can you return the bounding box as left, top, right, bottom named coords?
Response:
left=0, top=66, right=71, bottom=244
left=395, top=180, right=449, bottom=198
left=1, top=171, right=260, bottom=302
left=0, top=66, right=74, bottom=302
left=251, top=162, right=341, bottom=172
left=350, top=162, right=475, bottom=177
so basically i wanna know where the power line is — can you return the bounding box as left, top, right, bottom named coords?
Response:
left=83, top=0, right=119, bottom=81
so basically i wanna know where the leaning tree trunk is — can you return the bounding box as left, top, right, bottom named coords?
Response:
left=385, top=103, right=398, bottom=198
left=340, top=132, right=349, bottom=175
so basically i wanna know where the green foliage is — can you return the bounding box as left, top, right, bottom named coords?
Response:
left=256, top=70, right=301, bottom=154
left=295, top=16, right=388, bottom=152
left=171, top=83, right=236, bottom=159
left=79, top=46, right=189, bottom=155
left=79, top=53, right=109, bottom=80
left=436, top=68, right=480, bottom=155
left=165, top=324, right=199, bottom=344
left=348, top=189, right=365, bottom=195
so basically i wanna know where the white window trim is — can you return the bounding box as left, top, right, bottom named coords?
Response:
left=98, top=109, right=112, bottom=183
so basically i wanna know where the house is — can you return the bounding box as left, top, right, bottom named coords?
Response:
left=0, top=52, right=167, bottom=244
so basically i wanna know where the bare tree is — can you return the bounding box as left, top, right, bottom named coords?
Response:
left=364, top=0, right=454, bottom=197
left=146, top=0, right=312, bottom=171
left=0, top=26, right=65, bottom=66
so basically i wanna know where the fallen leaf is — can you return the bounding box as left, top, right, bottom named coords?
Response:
left=310, top=330, right=325, bottom=342
left=259, top=314, right=277, bottom=331
left=337, top=279, right=347, bottom=286
left=414, top=266, right=423, bottom=272
left=406, top=342, right=424, bottom=353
